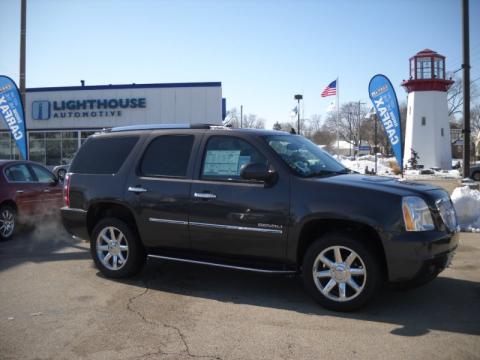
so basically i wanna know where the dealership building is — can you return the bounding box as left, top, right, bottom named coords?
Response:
left=0, top=81, right=224, bottom=166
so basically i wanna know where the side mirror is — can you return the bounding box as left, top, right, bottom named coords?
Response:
left=50, top=176, right=60, bottom=185
left=240, top=163, right=276, bottom=183
left=57, top=171, right=65, bottom=182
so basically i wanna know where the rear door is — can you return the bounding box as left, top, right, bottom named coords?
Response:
left=3, top=163, right=41, bottom=218
left=124, top=131, right=200, bottom=250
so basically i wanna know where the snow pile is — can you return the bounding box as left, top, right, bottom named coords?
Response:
left=451, top=186, right=480, bottom=232
left=335, top=155, right=396, bottom=175
left=334, top=154, right=462, bottom=179
left=403, top=168, right=461, bottom=180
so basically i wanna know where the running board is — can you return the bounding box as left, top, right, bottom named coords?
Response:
left=147, top=254, right=297, bottom=274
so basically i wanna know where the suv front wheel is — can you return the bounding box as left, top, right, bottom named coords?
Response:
left=302, top=232, right=381, bottom=311
left=91, top=218, right=146, bottom=278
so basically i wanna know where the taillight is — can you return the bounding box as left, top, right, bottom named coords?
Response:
left=63, top=173, right=71, bottom=207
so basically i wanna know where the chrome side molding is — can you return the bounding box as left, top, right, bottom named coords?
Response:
left=189, top=221, right=283, bottom=234
left=148, top=218, right=188, bottom=226
left=128, top=186, right=147, bottom=193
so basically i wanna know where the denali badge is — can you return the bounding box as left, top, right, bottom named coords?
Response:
left=258, top=223, right=282, bottom=230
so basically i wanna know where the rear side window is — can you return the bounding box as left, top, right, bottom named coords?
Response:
left=140, top=135, right=194, bottom=177
left=4, top=164, right=34, bottom=182
left=70, top=136, right=138, bottom=174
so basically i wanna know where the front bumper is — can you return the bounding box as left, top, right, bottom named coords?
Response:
left=60, top=206, right=89, bottom=241
left=384, top=229, right=459, bottom=282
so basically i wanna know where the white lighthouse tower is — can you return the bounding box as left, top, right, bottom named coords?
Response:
left=402, top=49, right=454, bottom=169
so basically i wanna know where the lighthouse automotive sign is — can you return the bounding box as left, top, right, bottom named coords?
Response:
left=369, top=74, right=403, bottom=171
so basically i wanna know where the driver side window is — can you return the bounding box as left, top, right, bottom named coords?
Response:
left=201, top=136, right=267, bottom=181
left=30, top=165, right=55, bottom=183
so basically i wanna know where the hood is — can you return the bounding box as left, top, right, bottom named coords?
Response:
left=312, top=174, right=442, bottom=197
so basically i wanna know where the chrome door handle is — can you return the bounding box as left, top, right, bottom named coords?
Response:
left=128, top=186, right=147, bottom=193
left=43, top=189, right=50, bottom=193
left=16, top=190, right=24, bottom=194
left=194, top=192, right=216, bottom=199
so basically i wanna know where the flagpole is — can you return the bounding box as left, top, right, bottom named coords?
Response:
left=336, top=76, right=339, bottom=154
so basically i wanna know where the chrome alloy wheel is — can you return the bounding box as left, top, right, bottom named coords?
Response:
left=96, top=226, right=129, bottom=270
left=312, top=246, right=367, bottom=302
left=0, top=208, right=15, bottom=238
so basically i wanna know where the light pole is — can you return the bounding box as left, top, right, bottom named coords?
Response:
left=462, top=0, right=471, bottom=178
left=294, top=94, right=303, bottom=135
left=365, top=108, right=378, bottom=174
left=19, top=0, right=28, bottom=160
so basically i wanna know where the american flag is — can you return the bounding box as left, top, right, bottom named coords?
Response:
left=321, top=80, right=337, bottom=97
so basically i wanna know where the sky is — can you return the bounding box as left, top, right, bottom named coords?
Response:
left=1, top=0, right=479, bottom=128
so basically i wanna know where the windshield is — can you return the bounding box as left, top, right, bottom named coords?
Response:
left=264, top=135, right=348, bottom=177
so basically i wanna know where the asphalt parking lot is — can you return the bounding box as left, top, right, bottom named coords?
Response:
left=0, top=217, right=479, bottom=360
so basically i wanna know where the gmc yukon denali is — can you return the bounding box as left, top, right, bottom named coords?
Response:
left=61, top=124, right=459, bottom=311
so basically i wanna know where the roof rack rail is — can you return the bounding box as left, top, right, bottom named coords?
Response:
left=107, top=123, right=224, bottom=132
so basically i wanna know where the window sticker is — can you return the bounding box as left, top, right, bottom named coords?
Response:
left=203, top=150, right=242, bottom=176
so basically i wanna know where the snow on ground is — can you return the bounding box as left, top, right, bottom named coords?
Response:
left=451, top=186, right=480, bottom=232
left=335, top=155, right=461, bottom=179
left=336, top=155, right=394, bottom=175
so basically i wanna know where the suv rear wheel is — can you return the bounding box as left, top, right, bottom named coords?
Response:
left=91, top=218, right=146, bottom=278
left=302, top=232, right=381, bottom=311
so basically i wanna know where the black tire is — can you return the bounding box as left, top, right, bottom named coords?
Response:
left=472, top=171, right=480, bottom=182
left=90, top=218, right=146, bottom=278
left=302, top=232, right=382, bottom=312
left=0, top=205, right=16, bottom=241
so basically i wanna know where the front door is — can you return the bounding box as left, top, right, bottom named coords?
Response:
left=29, top=164, right=64, bottom=212
left=189, top=135, right=290, bottom=261
left=125, top=133, right=198, bottom=250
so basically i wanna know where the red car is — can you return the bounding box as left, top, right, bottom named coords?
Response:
left=0, top=160, right=63, bottom=241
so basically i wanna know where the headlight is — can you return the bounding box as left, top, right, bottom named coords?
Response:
left=436, top=197, right=458, bottom=232
left=402, top=196, right=435, bottom=231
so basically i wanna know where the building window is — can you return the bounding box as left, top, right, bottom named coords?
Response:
left=416, top=57, right=432, bottom=79
left=434, top=57, right=444, bottom=79
left=81, top=131, right=96, bottom=145
left=421, top=117, right=426, bottom=126
left=441, top=128, right=444, bottom=137
left=62, top=132, right=78, bottom=165
left=0, top=132, right=21, bottom=160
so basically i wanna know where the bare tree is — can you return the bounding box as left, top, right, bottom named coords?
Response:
left=242, top=114, right=265, bottom=129
left=447, top=75, right=479, bottom=117
left=225, top=108, right=265, bottom=129
left=325, top=102, right=369, bottom=151
left=272, top=121, right=282, bottom=131
left=471, top=103, right=480, bottom=135
left=311, top=124, right=336, bottom=151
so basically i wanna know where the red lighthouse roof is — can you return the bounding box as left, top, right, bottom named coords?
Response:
left=402, top=49, right=453, bottom=93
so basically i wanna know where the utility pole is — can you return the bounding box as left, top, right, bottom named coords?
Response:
left=20, top=0, right=28, bottom=160
left=462, top=0, right=471, bottom=178
left=294, top=94, right=303, bottom=135
left=19, top=0, right=27, bottom=108
left=240, top=105, right=243, bottom=128
left=358, top=101, right=366, bottom=156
